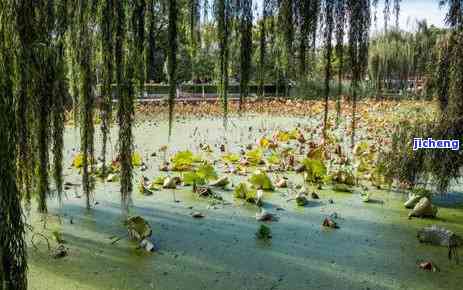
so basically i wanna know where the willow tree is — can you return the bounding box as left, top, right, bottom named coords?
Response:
left=168, top=0, right=178, bottom=138
left=334, top=0, right=346, bottom=124
left=216, top=0, right=230, bottom=126
left=78, top=0, right=96, bottom=210
left=0, top=2, right=28, bottom=288
left=239, top=0, right=252, bottom=111
left=99, top=0, right=115, bottom=177
left=323, top=0, right=334, bottom=135
left=347, top=0, right=370, bottom=148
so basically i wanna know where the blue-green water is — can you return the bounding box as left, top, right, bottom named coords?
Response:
left=28, top=115, right=463, bottom=290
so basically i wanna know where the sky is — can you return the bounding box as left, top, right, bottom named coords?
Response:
left=371, top=0, right=447, bottom=32
left=252, top=0, right=448, bottom=32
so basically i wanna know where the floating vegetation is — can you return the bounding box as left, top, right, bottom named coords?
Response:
left=170, top=150, right=203, bottom=171
left=332, top=183, right=353, bottom=193
left=256, top=224, right=272, bottom=240
left=234, top=182, right=262, bottom=206
left=248, top=170, right=274, bottom=191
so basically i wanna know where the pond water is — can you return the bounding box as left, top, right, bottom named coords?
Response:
left=28, top=114, right=463, bottom=290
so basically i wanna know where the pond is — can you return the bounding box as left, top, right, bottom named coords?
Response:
left=28, top=111, right=463, bottom=290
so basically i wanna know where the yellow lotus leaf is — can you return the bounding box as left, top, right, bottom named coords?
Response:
left=132, top=152, right=143, bottom=167
left=307, top=146, right=325, bottom=161
left=72, top=153, right=84, bottom=168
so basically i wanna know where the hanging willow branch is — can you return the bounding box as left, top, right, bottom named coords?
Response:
left=78, top=0, right=96, bottom=210
left=383, top=0, right=390, bottom=32
left=0, top=1, right=28, bottom=288
left=15, top=0, right=35, bottom=207
left=393, top=0, right=401, bottom=29
left=146, top=0, right=157, bottom=82
left=99, top=0, right=115, bottom=177
left=216, top=0, right=230, bottom=128
left=52, top=0, right=69, bottom=203
left=323, top=0, right=334, bottom=136
left=34, top=0, right=56, bottom=214
left=258, top=1, right=268, bottom=96
left=114, top=0, right=132, bottom=215
left=133, top=0, right=146, bottom=90
left=190, top=0, right=201, bottom=60
left=239, top=0, right=252, bottom=112
left=347, top=0, right=370, bottom=148
left=168, top=0, right=178, bottom=139
left=334, top=0, right=346, bottom=124
left=279, top=0, right=294, bottom=96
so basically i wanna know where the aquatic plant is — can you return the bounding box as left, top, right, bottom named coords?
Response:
left=171, top=150, right=202, bottom=171
left=182, top=163, right=218, bottom=186
left=301, top=158, right=327, bottom=185
left=249, top=170, right=274, bottom=191
left=222, top=153, right=240, bottom=164
left=234, top=182, right=261, bottom=205
left=245, top=148, right=263, bottom=165
left=256, top=224, right=272, bottom=240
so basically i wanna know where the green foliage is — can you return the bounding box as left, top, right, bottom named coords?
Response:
left=301, top=159, right=327, bottom=185
left=331, top=167, right=355, bottom=185
left=132, top=152, right=143, bottom=167
left=411, top=187, right=432, bottom=197
left=79, top=0, right=97, bottom=210
left=171, top=150, right=202, bottom=171
left=332, top=183, right=353, bottom=192
left=182, top=163, right=218, bottom=185
left=266, top=152, right=281, bottom=165
left=72, top=153, right=84, bottom=168
left=0, top=4, right=28, bottom=286
left=222, top=153, right=240, bottom=164
left=245, top=148, right=263, bottom=165
left=234, top=182, right=258, bottom=203
left=256, top=224, right=272, bottom=240
left=248, top=170, right=274, bottom=191
left=296, top=195, right=309, bottom=206
left=151, top=175, right=167, bottom=186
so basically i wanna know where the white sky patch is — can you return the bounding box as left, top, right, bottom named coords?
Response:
left=252, top=0, right=447, bottom=33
